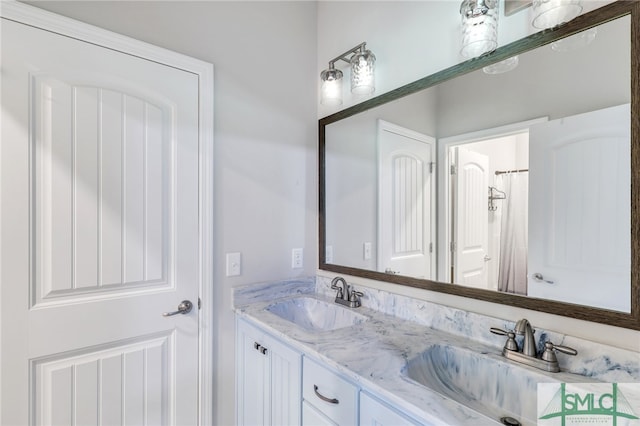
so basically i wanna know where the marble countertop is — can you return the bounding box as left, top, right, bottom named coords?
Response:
left=233, top=279, right=604, bottom=426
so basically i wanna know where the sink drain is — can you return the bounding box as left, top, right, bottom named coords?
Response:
left=500, top=416, right=521, bottom=426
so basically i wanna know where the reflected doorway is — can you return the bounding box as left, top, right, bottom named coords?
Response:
left=447, top=131, right=530, bottom=293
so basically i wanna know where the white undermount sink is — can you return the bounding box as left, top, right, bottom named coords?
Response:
left=265, top=297, right=368, bottom=332
left=402, top=344, right=565, bottom=426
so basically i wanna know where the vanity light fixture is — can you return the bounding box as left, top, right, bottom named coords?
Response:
left=320, top=42, right=376, bottom=105
left=460, top=0, right=499, bottom=59
left=532, top=0, right=582, bottom=29
left=320, top=64, right=344, bottom=106
left=504, top=0, right=582, bottom=29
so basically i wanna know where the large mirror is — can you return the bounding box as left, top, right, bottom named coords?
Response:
left=319, top=1, right=639, bottom=329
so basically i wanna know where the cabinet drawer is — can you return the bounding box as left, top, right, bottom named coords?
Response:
left=303, top=357, right=357, bottom=426
left=360, top=391, right=422, bottom=426
left=302, top=400, right=337, bottom=426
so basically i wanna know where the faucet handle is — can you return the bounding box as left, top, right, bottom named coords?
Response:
left=490, top=327, right=519, bottom=352
left=553, top=343, right=578, bottom=356
left=541, top=341, right=578, bottom=363
left=349, top=290, right=363, bottom=302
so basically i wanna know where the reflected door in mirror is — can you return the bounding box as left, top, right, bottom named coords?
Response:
left=453, top=147, right=490, bottom=288
left=528, top=103, right=630, bottom=313
left=378, top=120, right=436, bottom=279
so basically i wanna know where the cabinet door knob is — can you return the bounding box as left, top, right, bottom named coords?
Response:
left=313, top=385, right=339, bottom=404
left=253, top=342, right=268, bottom=355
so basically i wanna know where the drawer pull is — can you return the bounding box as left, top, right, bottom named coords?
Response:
left=313, top=385, right=339, bottom=404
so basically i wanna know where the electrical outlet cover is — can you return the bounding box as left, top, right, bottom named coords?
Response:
left=292, top=248, right=303, bottom=269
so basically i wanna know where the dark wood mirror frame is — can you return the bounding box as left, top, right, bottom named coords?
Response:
left=319, top=0, right=640, bottom=330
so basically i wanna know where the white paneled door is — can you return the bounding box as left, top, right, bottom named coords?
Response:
left=528, top=103, right=630, bottom=312
left=377, top=121, right=435, bottom=279
left=453, top=147, right=489, bottom=288
left=1, top=13, right=204, bottom=426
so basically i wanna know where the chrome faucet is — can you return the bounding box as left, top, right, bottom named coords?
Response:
left=490, top=318, right=577, bottom=373
left=330, top=276, right=363, bottom=308
left=514, top=318, right=537, bottom=357
left=331, top=276, right=348, bottom=300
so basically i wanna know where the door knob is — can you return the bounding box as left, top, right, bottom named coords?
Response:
left=163, top=300, right=193, bottom=317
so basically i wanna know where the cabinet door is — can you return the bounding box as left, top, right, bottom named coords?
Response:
left=237, top=319, right=270, bottom=426
left=360, top=392, right=422, bottom=426
left=236, top=318, right=302, bottom=426
left=268, top=335, right=302, bottom=426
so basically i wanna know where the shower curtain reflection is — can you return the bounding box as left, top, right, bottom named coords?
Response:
left=497, top=172, right=529, bottom=295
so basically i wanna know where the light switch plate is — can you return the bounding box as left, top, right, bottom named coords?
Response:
left=363, top=242, right=372, bottom=260
left=226, top=252, right=241, bottom=276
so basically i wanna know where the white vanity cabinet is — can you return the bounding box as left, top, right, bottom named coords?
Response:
left=236, top=318, right=302, bottom=426
left=302, top=356, right=358, bottom=425
left=236, top=315, right=429, bottom=426
left=360, top=391, right=423, bottom=426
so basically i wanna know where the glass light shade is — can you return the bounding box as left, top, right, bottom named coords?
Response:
left=320, top=68, right=343, bottom=106
left=483, top=56, right=519, bottom=74
left=551, top=27, right=596, bottom=51
left=460, top=0, right=498, bottom=59
left=532, top=0, right=582, bottom=29
left=350, top=49, right=376, bottom=95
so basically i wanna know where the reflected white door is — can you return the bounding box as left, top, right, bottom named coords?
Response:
left=378, top=121, right=435, bottom=279
left=528, top=103, right=630, bottom=312
left=453, top=147, right=489, bottom=288
left=1, top=18, right=200, bottom=425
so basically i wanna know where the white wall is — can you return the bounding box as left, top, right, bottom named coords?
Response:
left=22, top=2, right=318, bottom=425
left=318, top=0, right=640, bottom=353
